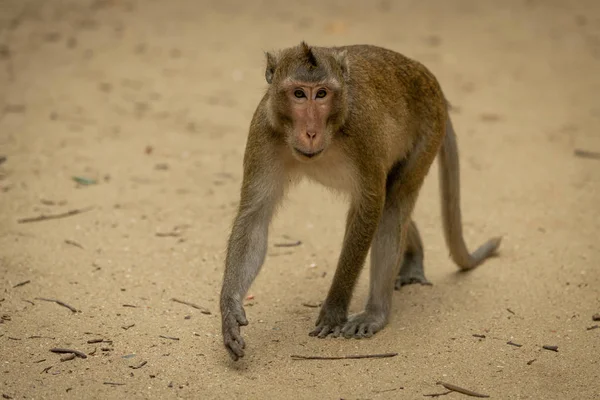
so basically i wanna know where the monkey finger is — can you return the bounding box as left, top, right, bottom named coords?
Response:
left=331, top=326, right=342, bottom=338
left=236, top=313, right=249, bottom=326
left=309, top=325, right=331, bottom=338
left=358, top=324, right=369, bottom=338
left=226, top=340, right=245, bottom=361
left=362, top=325, right=375, bottom=338
left=342, top=323, right=358, bottom=339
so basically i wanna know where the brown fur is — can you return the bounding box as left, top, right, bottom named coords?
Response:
left=219, top=42, right=501, bottom=361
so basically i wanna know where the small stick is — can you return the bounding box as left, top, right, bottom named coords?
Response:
left=424, top=391, right=452, bottom=398
left=586, top=325, right=599, bottom=331
left=436, top=381, right=490, bottom=398
left=22, top=300, right=35, bottom=305
left=35, top=297, right=77, bottom=312
left=17, top=206, right=94, bottom=224
left=60, top=353, right=76, bottom=362
left=88, top=347, right=97, bottom=356
left=301, top=302, right=321, bottom=308
left=87, top=338, right=104, bottom=344
left=12, top=280, right=31, bottom=288
left=506, top=308, right=515, bottom=315
left=291, top=352, right=397, bottom=360
left=574, top=149, right=600, bottom=160
left=274, top=240, right=302, bottom=248
left=122, top=304, right=138, bottom=308
left=28, top=336, right=55, bottom=339
left=542, top=345, right=558, bottom=352
left=159, top=335, right=179, bottom=341
left=472, top=334, right=486, bottom=339
left=41, top=366, right=52, bottom=374
left=129, top=361, right=147, bottom=369
left=155, top=232, right=181, bottom=237
left=121, top=324, right=135, bottom=330
left=171, top=298, right=211, bottom=314
left=507, top=341, right=522, bottom=347
left=103, top=382, right=125, bottom=386
left=50, top=348, right=88, bottom=359
left=374, top=387, right=404, bottom=393
left=64, top=239, right=84, bottom=249
left=33, top=359, right=46, bottom=363
left=527, top=359, right=536, bottom=365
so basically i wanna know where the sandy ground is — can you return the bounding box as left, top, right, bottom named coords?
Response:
left=1, top=0, right=599, bottom=399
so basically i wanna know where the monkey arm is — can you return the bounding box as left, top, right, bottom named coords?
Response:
left=219, top=124, right=284, bottom=360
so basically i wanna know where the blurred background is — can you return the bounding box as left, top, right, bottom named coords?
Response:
left=0, top=1, right=599, bottom=399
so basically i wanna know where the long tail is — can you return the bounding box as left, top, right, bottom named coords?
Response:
left=438, top=115, right=502, bottom=270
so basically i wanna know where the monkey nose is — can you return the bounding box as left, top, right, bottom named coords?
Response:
left=306, top=131, right=317, bottom=139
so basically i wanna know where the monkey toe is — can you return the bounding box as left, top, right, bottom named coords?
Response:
left=309, top=325, right=339, bottom=338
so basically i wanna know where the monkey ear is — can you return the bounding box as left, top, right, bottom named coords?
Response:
left=333, top=50, right=349, bottom=80
left=265, top=52, right=278, bottom=84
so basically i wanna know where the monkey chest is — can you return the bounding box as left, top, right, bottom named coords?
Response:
left=294, top=159, right=358, bottom=195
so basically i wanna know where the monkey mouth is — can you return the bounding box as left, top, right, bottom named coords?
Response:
left=294, top=148, right=324, bottom=159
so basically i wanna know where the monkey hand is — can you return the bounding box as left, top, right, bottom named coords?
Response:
left=221, top=298, right=248, bottom=361
left=309, top=303, right=347, bottom=338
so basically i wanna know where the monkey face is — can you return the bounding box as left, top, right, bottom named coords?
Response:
left=264, top=42, right=349, bottom=162
left=283, top=82, right=337, bottom=162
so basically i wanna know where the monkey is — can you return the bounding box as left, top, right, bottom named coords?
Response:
left=219, top=42, right=501, bottom=361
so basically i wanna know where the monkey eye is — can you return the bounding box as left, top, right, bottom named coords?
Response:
left=315, top=89, right=327, bottom=98
left=294, top=89, right=306, bottom=98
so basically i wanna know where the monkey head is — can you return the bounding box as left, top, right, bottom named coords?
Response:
left=264, top=42, right=349, bottom=162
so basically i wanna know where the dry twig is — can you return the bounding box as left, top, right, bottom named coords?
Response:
left=18, top=206, right=94, bottom=224
left=437, top=381, right=490, bottom=398
left=171, top=298, right=211, bottom=314
left=574, top=149, right=600, bottom=160
left=35, top=297, right=77, bottom=312
left=291, top=352, right=397, bottom=360
left=50, top=348, right=87, bottom=359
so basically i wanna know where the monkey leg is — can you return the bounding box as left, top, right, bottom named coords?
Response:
left=309, top=193, right=385, bottom=339
left=340, top=189, right=417, bottom=339
left=395, top=220, right=431, bottom=289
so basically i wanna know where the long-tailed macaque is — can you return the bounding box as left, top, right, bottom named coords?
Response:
left=219, top=42, right=501, bottom=361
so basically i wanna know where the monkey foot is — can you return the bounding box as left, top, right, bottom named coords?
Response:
left=394, top=274, right=432, bottom=290
left=395, top=258, right=432, bottom=290
left=341, top=311, right=387, bottom=339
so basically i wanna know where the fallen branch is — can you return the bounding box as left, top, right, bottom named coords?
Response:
left=274, top=240, right=302, bottom=248
left=437, top=381, right=489, bottom=398
left=507, top=341, right=522, bottom=347
left=574, top=149, right=600, bottom=160
left=424, top=391, right=452, bottom=398
left=17, top=206, right=94, bottom=224
left=35, top=297, right=77, bottom=313
left=291, top=352, right=397, bottom=361
left=171, top=298, right=211, bottom=314
left=129, top=361, right=147, bottom=369
left=50, top=348, right=87, bottom=359
left=159, top=335, right=179, bottom=341
left=542, top=345, right=558, bottom=352
left=64, top=239, right=84, bottom=249
left=12, top=280, right=30, bottom=288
